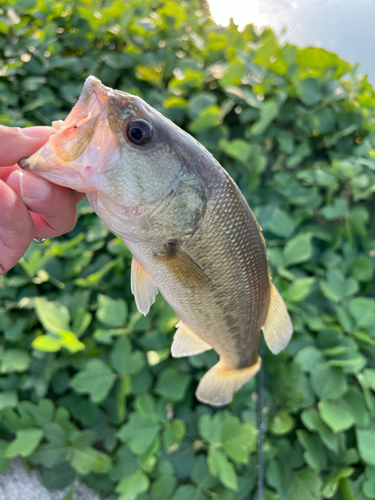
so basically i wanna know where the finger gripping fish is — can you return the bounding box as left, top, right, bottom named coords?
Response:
left=23, top=76, right=293, bottom=406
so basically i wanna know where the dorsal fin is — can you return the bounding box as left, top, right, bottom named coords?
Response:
left=262, top=283, right=293, bottom=354
left=171, top=321, right=212, bottom=358
left=131, top=257, right=158, bottom=316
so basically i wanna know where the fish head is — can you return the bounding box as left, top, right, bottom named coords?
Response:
left=23, top=76, right=191, bottom=238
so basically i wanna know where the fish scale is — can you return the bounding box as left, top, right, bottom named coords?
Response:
left=23, top=75, right=293, bottom=406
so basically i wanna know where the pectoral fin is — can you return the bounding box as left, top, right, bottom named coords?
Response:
left=171, top=321, right=212, bottom=358
left=262, top=283, right=293, bottom=354
left=196, top=357, right=262, bottom=406
left=131, top=257, right=158, bottom=316
left=157, top=244, right=211, bottom=292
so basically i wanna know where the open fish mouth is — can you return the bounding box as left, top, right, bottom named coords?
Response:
left=48, top=76, right=111, bottom=163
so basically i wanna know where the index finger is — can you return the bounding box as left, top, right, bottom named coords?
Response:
left=0, top=126, right=55, bottom=167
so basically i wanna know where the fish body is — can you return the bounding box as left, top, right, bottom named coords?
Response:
left=23, top=76, right=292, bottom=405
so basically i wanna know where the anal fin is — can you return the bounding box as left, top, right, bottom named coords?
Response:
left=262, top=283, right=293, bottom=354
left=131, top=257, right=158, bottom=316
left=196, top=357, right=261, bottom=406
left=171, top=321, right=211, bottom=358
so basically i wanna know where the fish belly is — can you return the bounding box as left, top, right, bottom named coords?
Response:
left=124, top=173, right=270, bottom=370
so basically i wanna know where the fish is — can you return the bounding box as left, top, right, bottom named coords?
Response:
left=21, top=76, right=293, bottom=406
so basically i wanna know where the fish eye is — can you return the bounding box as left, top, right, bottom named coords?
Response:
left=126, top=119, right=153, bottom=146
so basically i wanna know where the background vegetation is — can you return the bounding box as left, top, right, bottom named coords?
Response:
left=0, top=0, right=375, bottom=499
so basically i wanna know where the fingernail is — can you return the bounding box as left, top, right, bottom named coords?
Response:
left=19, top=171, right=50, bottom=200
left=0, top=181, right=17, bottom=206
left=21, top=126, right=55, bottom=138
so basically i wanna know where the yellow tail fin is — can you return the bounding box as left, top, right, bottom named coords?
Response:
left=196, top=357, right=261, bottom=406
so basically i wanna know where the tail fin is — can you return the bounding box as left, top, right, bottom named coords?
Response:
left=196, top=357, right=261, bottom=406
left=262, top=283, right=293, bottom=354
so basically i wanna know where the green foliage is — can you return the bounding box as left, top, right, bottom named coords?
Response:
left=0, top=0, right=374, bottom=499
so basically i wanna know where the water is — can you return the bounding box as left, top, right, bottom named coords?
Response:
left=209, top=0, right=375, bottom=83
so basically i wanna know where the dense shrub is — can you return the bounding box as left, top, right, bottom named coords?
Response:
left=0, top=1, right=375, bottom=499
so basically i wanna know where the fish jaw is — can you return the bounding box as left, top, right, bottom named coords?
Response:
left=21, top=76, right=119, bottom=194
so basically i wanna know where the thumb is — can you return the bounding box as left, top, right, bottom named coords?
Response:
left=0, top=126, right=55, bottom=167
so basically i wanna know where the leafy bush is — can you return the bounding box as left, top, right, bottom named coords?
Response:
left=1, top=1, right=375, bottom=499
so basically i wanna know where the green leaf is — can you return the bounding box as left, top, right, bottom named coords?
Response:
left=356, top=429, right=375, bottom=466
left=0, top=391, right=18, bottom=409
left=349, top=298, right=375, bottom=328
left=163, top=419, right=186, bottom=454
left=273, top=361, right=312, bottom=409
left=116, top=470, right=149, bottom=500
left=18, top=399, right=54, bottom=426
left=320, top=269, right=358, bottom=302
left=219, top=138, right=252, bottom=164
left=322, top=468, right=354, bottom=498
left=310, top=364, right=347, bottom=399
left=117, top=413, right=160, bottom=455
left=287, top=468, right=322, bottom=500
left=1, top=349, right=30, bottom=373
left=35, top=298, right=70, bottom=333
left=268, top=208, right=296, bottom=238
left=0, top=440, right=12, bottom=474
left=359, top=369, right=375, bottom=391
left=198, top=412, right=227, bottom=445
left=301, top=407, right=339, bottom=453
left=61, top=490, right=73, bottom=500
left=40, top=463, right=76, bottom=491
left=188, top=105, right=222, bottom=133
left=32, top=335, right=61, bottom=352
left=266, top=459, right=293, bottom=499
left=30, top=442, right=70, bottom=468
left=319, top=401, right=355, bottom=433
left=295, top=346, right=325, bottom=373
left=110, top=337, right=145, bottom=375
left=190, top=454, right=217, bottom=489
left=220, top=415, right=257, bottom=463
left=72, top=307, right=92, bottom=337
left=155, top=367, right=191, bottom=401
left=58, top=330, right=86, bottom=353
left=295, top=78, right=322, bottom=106
left=188, top=92, right=217, bottom=119
left=96, top=294, right=128, bottom=327
left=309, top=107, right=335, bottom=135
left=283, top=278, right=315, bottom=303
left=338, top=386, right=369, bottom=427
left=172, top=485, right=205, bottom=500
left=363, top=466, right=375, bottom=499
left=321, top=198, right=348, bottom=221
left=70, top=359, right=115, bottom=403
left=71, top=447, right=112, bottom=475
left=151, top=474, right=177, bottom=500
left=5, top=428, right=44, bottom=458
left=296, top=430, right=327, bottom=470
left=207, top=447, right=238, bottom=491
left=350, top=257, right=373, bottom=282
left=270, top=410, right=295, bottom=435
left=283, top=234, right=313, bottom=266
left=250, top=99, right=280, bottom=136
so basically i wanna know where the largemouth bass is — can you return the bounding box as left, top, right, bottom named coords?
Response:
left=21, top=76, right=293, bottom=406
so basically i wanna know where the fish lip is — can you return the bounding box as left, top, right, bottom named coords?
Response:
left=47, top=76, right=111, bottom=164
left=82, top=75, right=110, bottom=98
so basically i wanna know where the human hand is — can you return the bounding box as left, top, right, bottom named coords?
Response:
left=0, top=125, right=85, bottom=274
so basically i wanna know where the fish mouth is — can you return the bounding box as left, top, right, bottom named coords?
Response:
left=48, top=76, right=110, bottom=163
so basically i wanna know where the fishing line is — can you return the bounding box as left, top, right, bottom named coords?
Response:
left=257, top=340, right=264, bottom=500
